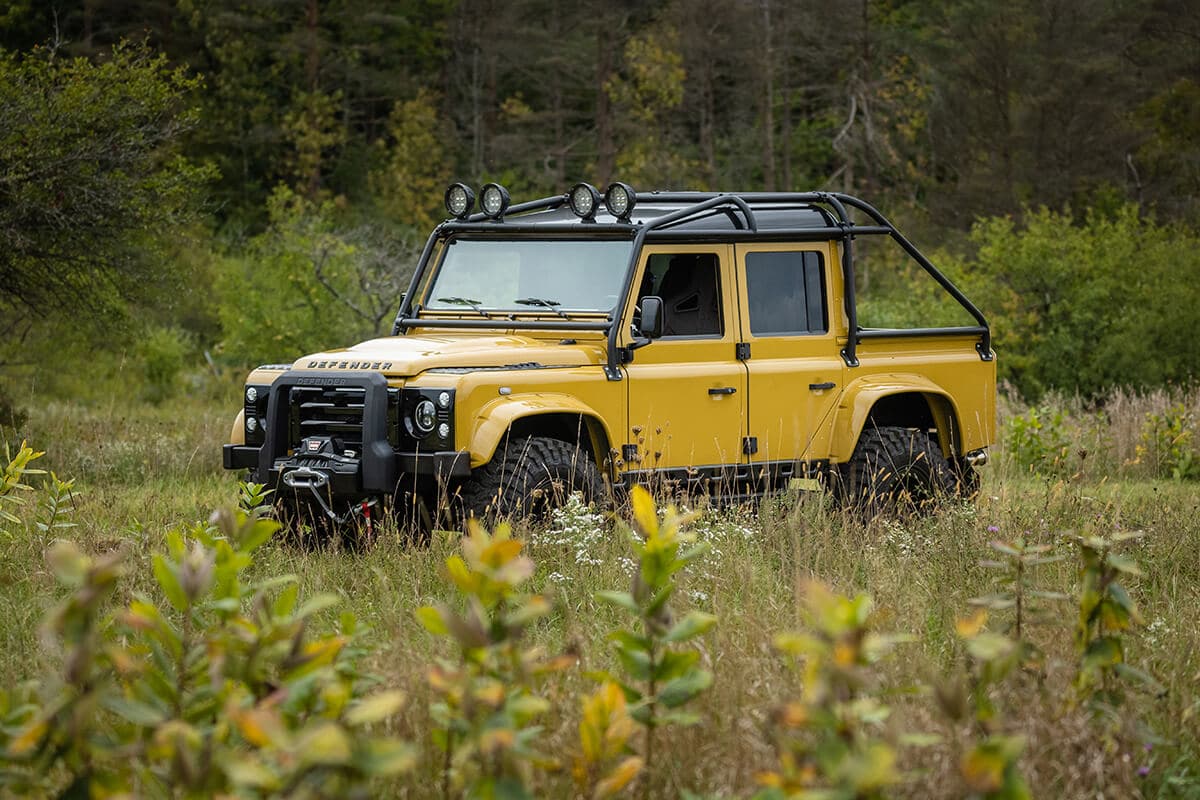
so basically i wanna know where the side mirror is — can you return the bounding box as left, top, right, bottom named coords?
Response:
left=639, top=296, right=664, bottom=339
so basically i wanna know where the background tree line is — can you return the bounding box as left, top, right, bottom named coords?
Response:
left=0, top=0, right=1197, bottom=401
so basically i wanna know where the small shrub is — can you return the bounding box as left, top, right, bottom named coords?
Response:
left=596, top=486, right=715, bottom=799
left=1005, top=406, right=1071, bottom=476
left=1072, top=529, right=1161, bottom=715
left=754, top=582, right=908, bottom=799
left=0, top=440, right=46, bottom=535
left=0, top=507, right=414, bottom=796
left=573, top=681, right=644, bottom=799
left=416, top=519, right=573, bottom=799
left=1134, top=403, right=1200, bottom=480
left=139, top=326, right=190, bottom=404
left=970, top=536, right=1066, bottom=652
left=944, top=610, right=1031, bottom=799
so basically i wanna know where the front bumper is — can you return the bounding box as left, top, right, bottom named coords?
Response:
left=222, top=370, right=470, bottom=499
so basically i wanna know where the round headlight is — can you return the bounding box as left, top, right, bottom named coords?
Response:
left=413, top=399, right=437, bottom=434
left=245, top=386, right=258, bottom=403
left=245, top=416, right=258, bottom=433
left=480, top=183, right=510, bottom=219
left=444, top=182, right=475, bottom=219
left=569, top=182, right=601, bottom=220
left=437, top=422, right=451, bottom=440
left=604, top=182, right=637, bottom=220
left=437, top=391, right=452, bottom=409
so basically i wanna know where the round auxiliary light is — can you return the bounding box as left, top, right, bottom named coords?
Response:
left=569, top=182, right=602, bottom=220
left=480, top=183, right=510, bottom=219
left=604, top=182, right=637, bottom=220
left=413, top=399, right=437, bottom=435
left=437, top=391, right=452, bottom=409
left=437, top=422, right=451, bottom=441
left=444, top=182, right=475, bottom=219
left=245, top=386, right=258, bottom=403
left=245, top=416, right=258, bottom=433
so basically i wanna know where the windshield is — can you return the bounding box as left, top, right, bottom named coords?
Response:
left=424, top=238, right=633, bottom=314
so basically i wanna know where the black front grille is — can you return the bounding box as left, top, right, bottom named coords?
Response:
left=289, top=386, right=367, bottom=448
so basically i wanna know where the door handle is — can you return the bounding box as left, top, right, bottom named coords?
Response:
left=808, top=381, right=836, bottom=391
left=708, top=386, right=737, bottom=395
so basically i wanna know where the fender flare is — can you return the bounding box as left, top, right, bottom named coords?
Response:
left=829, top=374, right=964, bottom=463
left=468, top=393, right=615, bottom=469
left=230, top=409, right=246, bottom=446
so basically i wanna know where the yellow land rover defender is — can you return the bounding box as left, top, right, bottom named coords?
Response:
left=223, top=182, right=995, bottom=532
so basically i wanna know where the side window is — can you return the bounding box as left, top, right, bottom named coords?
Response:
left=638, top=253, right=724, bottom=337
left=744, top=251, right=827, bottom=336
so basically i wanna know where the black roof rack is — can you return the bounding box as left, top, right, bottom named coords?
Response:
left=393, top=191, right=991, bottom=377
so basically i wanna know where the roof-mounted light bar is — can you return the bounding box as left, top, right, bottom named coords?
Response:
left=479, top=183, right=510, bottom=219
left=444, top=182, right=475, bottom=219
left=603, top=182, right=637, bottom=221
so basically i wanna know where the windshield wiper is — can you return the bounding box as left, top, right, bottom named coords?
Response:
left=514, top=297, right=569, bottom=318
left=437, top=296, right=492, bottom=318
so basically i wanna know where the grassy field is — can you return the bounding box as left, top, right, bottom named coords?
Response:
left=2, top=389, right=1199, bottom=798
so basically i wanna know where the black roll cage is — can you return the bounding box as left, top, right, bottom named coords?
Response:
left=391, top=191, right=992, bottom=378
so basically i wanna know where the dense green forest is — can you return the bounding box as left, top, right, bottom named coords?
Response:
left=1, top=0, right=1198, bottom=399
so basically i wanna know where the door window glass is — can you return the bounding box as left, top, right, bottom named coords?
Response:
left=637, top=253, right=724, bottom=337
left=745, top=251, right=827, bottom=335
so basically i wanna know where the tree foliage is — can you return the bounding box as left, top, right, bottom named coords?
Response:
left=0, top=42, right=213, bottom=323
left=944, top=206, right=1200, bottom=398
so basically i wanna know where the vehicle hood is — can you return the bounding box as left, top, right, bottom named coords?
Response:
left=292, top=334, right=606, bottom=377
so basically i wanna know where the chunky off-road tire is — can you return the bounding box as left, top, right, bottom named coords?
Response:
left=840, top=426, right=957, bottom=517
left=457, top=436, right=607, bottom=523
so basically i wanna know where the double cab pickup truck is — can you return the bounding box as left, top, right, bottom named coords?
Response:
left=223, top=182, right=996, bottom=535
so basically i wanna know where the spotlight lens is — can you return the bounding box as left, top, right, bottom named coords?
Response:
left=570, top=183, right=599, bottom=218
left=414, top=400, right=437, bottom=434
left=245, top=387, right=257, bottom=403
left=451, top=185, right=468, bottom=214
left=437, top=422, right=451, bottom=440
left=480, top=183, right=510, bottom=218
left=604, top=182, right=637, bottom=219
left=437, top=391, right=452, bottom=408
left=245, top=416, right=258, bottom=433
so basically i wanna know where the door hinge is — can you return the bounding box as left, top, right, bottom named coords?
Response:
left=742, top=436, right=758, bottom=456
left=736, top=342, right=751, bottom=360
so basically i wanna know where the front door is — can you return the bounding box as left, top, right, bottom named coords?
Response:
left=621, top=244, right=746, bottom=477
left=734, top=243, right=844, bottom=471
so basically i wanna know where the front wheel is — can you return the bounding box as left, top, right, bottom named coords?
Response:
left=840, top=426, right=957, bottom=517
left=456, top=436, right=607, bottom=523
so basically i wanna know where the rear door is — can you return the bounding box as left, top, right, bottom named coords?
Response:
left=734, top=243, right=843, bottom=469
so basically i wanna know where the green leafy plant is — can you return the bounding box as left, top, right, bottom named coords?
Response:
left=0, top=507, right=414, bottom=797
left=35, top=472, right=78, bottom=536
left=573, top=681, right=644, bottom=799
left=970, top=535, right=1066, bottom=654
left=941, top=610, right=1031, bottom=799
left=1005, top=406, right=1071, bottom=476
left=1073, top=529, right=1161, bottom=714
left=754, top=582, right=907, bottom=800
left=596, top=485, right=715, bottom=799
left=239, top=480, right=275, bottom=513
left=1134, top=403, right=1200, bottom=480
left=0, top=440, right=46, bottom=534
left=417, top=519, right=573, bottom=799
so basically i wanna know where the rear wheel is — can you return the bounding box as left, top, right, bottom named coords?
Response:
left=840, top=426, right=957, bottom=517
left=457, top=436, right=607, bottom=523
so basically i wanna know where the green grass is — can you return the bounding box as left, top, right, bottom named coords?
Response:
left=3, top=393, right=1198, bottom=798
